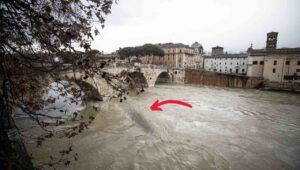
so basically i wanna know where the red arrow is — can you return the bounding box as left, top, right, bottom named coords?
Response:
left=150, top=100, right=192, bottom=111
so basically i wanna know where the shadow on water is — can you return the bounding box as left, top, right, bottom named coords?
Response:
left=123, top=107, right=154, bottom=134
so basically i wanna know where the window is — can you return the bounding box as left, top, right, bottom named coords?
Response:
left=260, top=61, right=264, bottom=65
left=297, top=69, right=300, bottom=72
left=230, top=68, right=232, bottom=72
left=273, top=68, right=276, bottom=73
left=274, top=60, right=277, bottom=65
left=242, top=69, right=245, bottom=73
left=237, top=62, right=239, bottom=65
left=230, top=62, right=232, bottom=65
left=219, top=69, right=221, bottom=72
left=243, top=62, right=245, bottom=65
left=298, top=61, right=300, bottom=65
left=286, top=61, right=290, bottom=65
left=253, top=61, right=258, bottom=65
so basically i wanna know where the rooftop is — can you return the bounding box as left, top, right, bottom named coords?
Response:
left=249, top=48, right=300, bottom=56
left=158, top=43, right=190, bottom=48
left=191, top=42, right=203, bottom=49
left=204, top=53, right=247, bottom=58
left=212, top=46, right=224, bottom=49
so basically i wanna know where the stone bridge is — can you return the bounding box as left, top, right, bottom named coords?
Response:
left=60, top=64, right=178, bottom=100
left=104, top=64, right=174, bottom=87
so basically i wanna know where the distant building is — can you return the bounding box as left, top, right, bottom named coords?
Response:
left=111, top=42, right=204, bottom=69
left=157, top=42, right=204, bottom=69
left=211, top=46, right=224, bottom=56
left=191, top=42, right=204, bottom=69
left=97, top=53, right=122, bottom=67
left=204, top=46, right=248, bottom=75
left=247, top=32, right=300, bottom=83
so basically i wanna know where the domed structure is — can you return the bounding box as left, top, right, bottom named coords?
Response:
left=191, top=41, right=203, bottom=54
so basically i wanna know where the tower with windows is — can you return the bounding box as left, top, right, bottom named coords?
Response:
left=266, top=32, right=278, bottom=50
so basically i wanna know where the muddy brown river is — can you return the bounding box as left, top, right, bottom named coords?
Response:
left=24, top=84, right=300, bottom=170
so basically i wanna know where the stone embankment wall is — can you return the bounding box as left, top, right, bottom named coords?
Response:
left=171, top=68, right=185, bottom=84
left=265, top=81, right=300, bottom=91
left=185, top=69, right=263, bottom=89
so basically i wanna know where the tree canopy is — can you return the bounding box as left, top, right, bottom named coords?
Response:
left=118, top=44, right=165, bottom=58
left=0, top=0, right=143, bottom=169
left=1, top=0, right=114, bottom=54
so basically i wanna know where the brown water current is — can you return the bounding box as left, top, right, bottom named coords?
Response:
left=26, top=85, right=300, bottom=170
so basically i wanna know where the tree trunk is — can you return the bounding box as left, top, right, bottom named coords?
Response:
left=0, top=119, right=34, bottom=170
left=1, top=95, right=34, bottom=170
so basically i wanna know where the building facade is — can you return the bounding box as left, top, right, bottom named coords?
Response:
left=247, top=32, right=300, bottom=83
left=204, top=46, right=248, bottom=75
left=157, top=42, right=204, bottom=69
left=114, top=42, right=204, bottom=69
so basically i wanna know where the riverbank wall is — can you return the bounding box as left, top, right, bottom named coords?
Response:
left=184, top=69, right=263, bottom=89
left=263, top=81, right=300, bottom=92
left=171, top=68, right=185, bottom=84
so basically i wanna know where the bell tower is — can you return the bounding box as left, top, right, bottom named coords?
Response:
left=266, top=32, right=278, bottom=50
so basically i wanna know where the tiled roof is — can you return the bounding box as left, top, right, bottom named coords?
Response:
left=249, top=48, right=300, bottom=55
left=204, top=53, right=247, bottom=58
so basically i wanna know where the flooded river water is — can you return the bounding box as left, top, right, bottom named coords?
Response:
left=27, top=85, right=300, bottom=170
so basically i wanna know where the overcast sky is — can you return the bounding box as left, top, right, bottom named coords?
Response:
left=91, top=0, right=300, bottom=54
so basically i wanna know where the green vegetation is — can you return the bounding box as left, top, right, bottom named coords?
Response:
left=118, top=44, right=165, bottom=58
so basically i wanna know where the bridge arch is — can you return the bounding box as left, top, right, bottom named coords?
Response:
left=103, top=66, right=172, bottom=87
left=154, top=71, right=173, bottom=85
left=60, top=72, right=109, bottom=101
left=73, top=79, right=103, bottom=101
left=129, top=72, right=148, bottom=88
